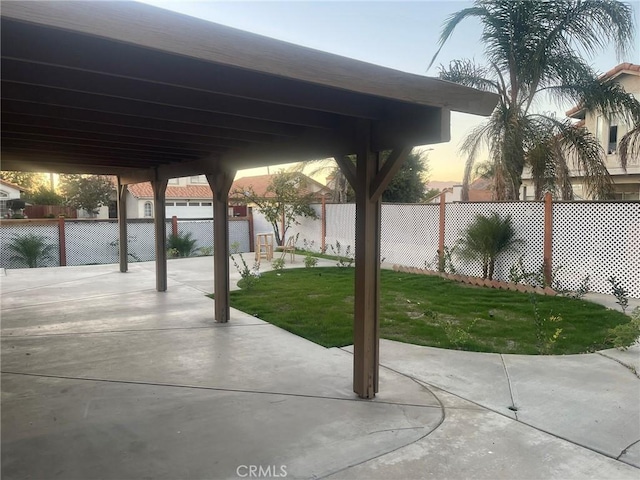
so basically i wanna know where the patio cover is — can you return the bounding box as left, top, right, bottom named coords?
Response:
left=1, top=1, right=497, bottom=398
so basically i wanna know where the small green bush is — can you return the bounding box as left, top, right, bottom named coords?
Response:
left=607, top=308, right=640, bottom=351
left=167, top=232, right=198, bottom=257
left=7, top=234, right=56, bottom=268
left=304, top=255, right=318, bottom=268
left=271, top=258, right=285, bottom=270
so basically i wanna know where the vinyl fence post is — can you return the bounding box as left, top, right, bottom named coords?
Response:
left=247, top=208, right=255, bottom=253
left=57, top=216, right=67, bottom=267
left=171, top=216, right=178, bottom=237
left=543, top=192, right=553, bottom=286
left=438, top=192, right=446, bottom=270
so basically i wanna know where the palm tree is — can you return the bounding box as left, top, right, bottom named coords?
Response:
left=7, top=234, right=56, bottom=268
left=457, top=212, right=521, bottom=280
left=430, top=0, right=640, bottom=200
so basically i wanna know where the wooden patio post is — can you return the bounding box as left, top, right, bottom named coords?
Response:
left=335, top=126, right=411, bottom=399
left=543, top=192, right=553, bottom=286
left=207, top=165, right=236, bottom=323
left=151, top=177, right=169, bottom=292
left=116, top=176, right=128, bottom=273
left=57, top=216, right=67, bottom=267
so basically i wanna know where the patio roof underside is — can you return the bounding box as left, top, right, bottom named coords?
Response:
left=1, top=1, right=496, bottom=181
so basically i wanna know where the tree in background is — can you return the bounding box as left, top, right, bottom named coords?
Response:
left=430, top=0, right=639, bottom=200
left=303, top=149, right=431, bottom=203
left=60, top=174, right=113, bottom=217
left=29, top=185, right=64, bottom=206
left=231, top=171, right=318, bottom=246
left=380, top=150, right=431, bottom=203
left=0, top=171, right=48, bottom=195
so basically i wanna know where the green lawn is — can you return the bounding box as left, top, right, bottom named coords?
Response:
left=224, top=267, right=631, bottom=355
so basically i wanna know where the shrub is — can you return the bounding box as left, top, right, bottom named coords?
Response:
left=608, top=276, right=629, bottom=314
left=271, top=258, right=285, bottom=270
left=304, top=255, right=318, bottom=268
left=6, top=234, right=56, bottom=268
left=607, top=308, right=640, bottom=351
left=167, top=232, right=198, bottom=257
left=457, top=212, right=521, bottom=280
left=328, top=241, right=354, bottom=268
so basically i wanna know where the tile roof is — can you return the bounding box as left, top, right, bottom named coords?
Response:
left=231, top=173, right=330, bottom=199
left=126, top=173, right=330, bottom=200
left=566, top=62, right=639, bottom=117
left=0, top=178, right=26, bottom=191
left=128, top=182, right=213, bottom=199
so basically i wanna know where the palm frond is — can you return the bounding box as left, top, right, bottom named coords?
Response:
left=428, top=6, right=489, bottom=70
left=619, top=124, right=640, bottom=165
left=438, top=59, right=499, bottom=93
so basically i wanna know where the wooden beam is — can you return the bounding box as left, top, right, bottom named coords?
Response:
left=2, top=103, right=289, bottom=142
left=2, top=81, right=304, bottom=137
left=352, top=121, right=381, bottom=399
left=334, top=155, right=357, bottom=189
left=151, top=177, right=169, bottom=292
left=206, top=165, right=236, bottom=323
left=369, top=147, right=411, bottom=202
left=0, top=151, right=155, bottom=178
left=117, top=176, right=128, bottom=273
left=1, top=117, right=262, bottom=151
left=221, top=124, right=357, bottom=170
left=2, top=58, right=339, bottom=130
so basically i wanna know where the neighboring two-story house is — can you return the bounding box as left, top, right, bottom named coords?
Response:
left=521, top=63, right=640, bottom=201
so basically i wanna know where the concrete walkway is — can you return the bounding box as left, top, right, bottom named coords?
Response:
left=1, top=257, right=638, bottom=479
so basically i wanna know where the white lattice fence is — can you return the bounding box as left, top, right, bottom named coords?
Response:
left=325, top=203, right=356, bottom=253
left=176, top=218, right=250, bottom=253
left=288, top=204, right=322, bottom=251
left=0, top=222, right=60, bottom=268
left=553, top=202, right=640, bottom=297
left=177, top=219, right=212, bottom=253
left=381, top=204, right=439, bottom=267
left=444, top=202, right=545, bottom=282
left=65, top=220, right=160, bottom=265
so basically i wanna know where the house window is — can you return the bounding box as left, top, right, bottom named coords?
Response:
left=176, top=202, right=187, bottom=207
left=190, top=175, right=207, bottom=184
left=201, top=202, right=212, bottom=207
left=608, top=119, right=618, bottom=154
left=168, top=178, right=179, bottom=185
left=165, top=202, right=175, bottom=207
left=188, top=202, right=200, bottom=206
left=144, top=201, right=153, bottom=218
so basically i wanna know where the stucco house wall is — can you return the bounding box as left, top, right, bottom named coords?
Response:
left=521, top=63, right=640, bottom=200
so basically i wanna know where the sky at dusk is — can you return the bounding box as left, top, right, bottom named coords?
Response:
left=140, top=0, right=640, bottom=183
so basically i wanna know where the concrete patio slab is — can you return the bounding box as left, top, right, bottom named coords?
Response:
left=327, top=388, right=640, bottom=480
left=369, top=339, right=640, bottom=467
left=2, top=258, right=639, bottom=479
left=2, top=373, right=439, bottom=480
left=503, top=353, right=640, bottom=460
left=343, top=340, right=517, bottom=418
left=598, top=345, right=640, bottom=375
